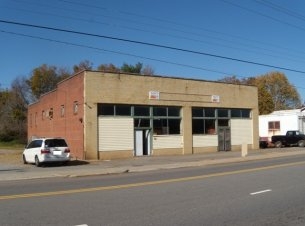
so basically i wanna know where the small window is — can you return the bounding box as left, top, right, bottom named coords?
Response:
left=268, top=121, right=280, bottom=130
left=42, top=110, right=45, bottom=120
left=30, top=114, right=32, bottom=127
left=35, top=112, right=38, bottom=125
left=73, top=101, right=78, bottom=114
left=49, top=108, right=53, bottom=119
left=61, top=105, right=65, bottom=117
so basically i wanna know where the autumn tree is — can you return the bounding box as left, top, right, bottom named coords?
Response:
left=97, top=63, right=120, bottom=73
left=73, top=60, right=93, bottom=73
left=257, top=72, right=301, bottom=111
left=247, top=77, right=274, bottom=115
left=218, top=72, right=301, bottom=114
left=0, top=77, right=29, bottom=142
left=27, top=64, right=71, bottom=100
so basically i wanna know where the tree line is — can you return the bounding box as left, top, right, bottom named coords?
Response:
left=0, top=59, right=301, bottom=143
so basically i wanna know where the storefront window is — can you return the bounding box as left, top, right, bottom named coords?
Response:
left=192, top=119, right=216, bottom=134
left=153, top=107, right=167, bottom=116
left=217, top=109, right=228, bottom=118
left=134, top=106, right=150, bottom=116
left=116, top=105, right=131, bottom=116
left=204, top=108, right=215, bottom=117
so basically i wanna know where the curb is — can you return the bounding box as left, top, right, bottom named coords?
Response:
left=1, top=150, right=305, bottom=181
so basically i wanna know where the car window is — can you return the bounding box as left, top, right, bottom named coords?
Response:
left=27, top=140, right=43, bottom=148
left=45, top=139, right=68, bottom=147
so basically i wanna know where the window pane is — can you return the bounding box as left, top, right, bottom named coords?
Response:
left=45, top=139, right=67, bottom=147
left=192, top=119, right=204, bottom=134
left=241, top=109, right=251, bottom=118
left=116, top=105, right=131, bottom=116
left=218, top=119, right=229, bottom=127
left=205, top=119, right=216, bottom=134
left=217, top=109, right=228, bottom=117
left=168, top=107, right=180, bottom=117
left=153, top=119, right=168, bottom=135
left=99, top=104, right=114, bottom=115
left=192, top=108, right=203, bottom=117
left=168, top=119, right=181, bottom=134
left=134, top=106, right=150, bottom=116
left=275, top=121, right=280, bottom=129
left=153, top=107, right=167, bottom=116
left=204, top=108, right=215, bottom=117
left=134, top=118, right=150, bottom=128
left=34, top=140, right=42, bottom=148
left=231, top=109, right=241, bottom=118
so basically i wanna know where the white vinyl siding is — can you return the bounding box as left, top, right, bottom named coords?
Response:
left=231, top=119, right=253, bottom=145
left=193, top=135, right=218, bottom=147
left=99, top=117, right=134, bottom=151
left=153, top=135, right=182, bottom=149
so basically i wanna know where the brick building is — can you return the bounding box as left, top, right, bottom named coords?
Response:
left=28, top=71, right=259, bottom=160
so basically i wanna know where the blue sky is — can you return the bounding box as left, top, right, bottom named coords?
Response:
left=1, top=0, right=305, bottom=100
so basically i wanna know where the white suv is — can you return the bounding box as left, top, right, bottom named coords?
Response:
left=23, top=138, right=71, bottom=167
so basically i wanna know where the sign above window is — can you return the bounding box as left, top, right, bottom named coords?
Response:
left=211, top=95, right=220, bottom=103
left=149, top=91, right=160, bottom=100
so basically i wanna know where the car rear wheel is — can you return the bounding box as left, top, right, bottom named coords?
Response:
left=22, top=155, right=27, bottom=164
left=35, top=156, right=41, bottom=167
left=275, top=141, right=282, bottom=148
left=298, top=140, right=305, bottom=147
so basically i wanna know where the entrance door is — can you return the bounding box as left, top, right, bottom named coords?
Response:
left=218, top=127, right=231, bottom=151
left=135, top=129, right=151, bottom=156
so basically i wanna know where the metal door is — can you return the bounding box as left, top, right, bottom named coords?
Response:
left=218, top=127, right=231, bottom=151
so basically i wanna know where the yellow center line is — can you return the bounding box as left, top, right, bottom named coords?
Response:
left=1, top=160, right=305, bottom=200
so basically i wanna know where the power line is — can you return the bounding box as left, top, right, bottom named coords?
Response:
left=0, top=29, right=234, bottom=77
left=57, top=0, right=305, bottom=56
left=254, top=0, right=305, bottom=22
left=8, top=0, right=305, bottom=62
left=1, top=19, right=305, bottom=74
left=221, top=0, right=305, bottom=32
left=3, top=28, right=305, bottom=93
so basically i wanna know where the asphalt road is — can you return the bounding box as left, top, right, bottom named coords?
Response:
left=0, top=155, right=305, bottom=226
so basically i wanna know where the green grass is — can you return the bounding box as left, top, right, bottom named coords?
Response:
left=0, top=140, right=25, bottom=149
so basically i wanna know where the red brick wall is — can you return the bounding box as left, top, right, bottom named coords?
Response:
left=28, top=73, right=85, bottom=160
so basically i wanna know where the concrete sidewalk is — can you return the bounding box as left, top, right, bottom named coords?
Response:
left=1, top=148, right=305, bottom=181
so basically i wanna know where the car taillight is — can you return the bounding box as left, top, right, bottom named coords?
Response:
left=64, top=148, right=70, bottom=153
left=41, top=149, right=50, bottom=154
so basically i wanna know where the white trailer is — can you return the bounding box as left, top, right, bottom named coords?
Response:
left=259, top=109, right=305, bottom=142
